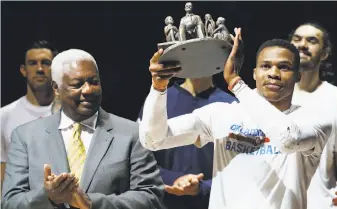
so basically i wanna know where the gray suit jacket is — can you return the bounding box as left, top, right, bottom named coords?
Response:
left=2, top=108, right=165, bottom=209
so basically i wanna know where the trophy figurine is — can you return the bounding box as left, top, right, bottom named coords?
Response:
left=164, top=16, right=179, bottom=42
left=157, top=2, right=233, bottom=78
left=205, top=14, right=216, bottom=37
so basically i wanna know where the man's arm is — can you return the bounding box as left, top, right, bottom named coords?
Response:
left=2, top=129, right=54, bottom=209
left=233, top=84, right=333, bottom=154
left=87, top=136, right=165, bottom=209
left=223, top=28, right=333, bottom=154
left=138, top=107, right=186, bottom=186
left=139, top=86, right=214, bottom=151
left=199, top=179, right=212, bottom=196
left=138, top=108, right=208, bottom=195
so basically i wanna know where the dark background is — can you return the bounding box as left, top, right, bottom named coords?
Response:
left=2, top=1, right=337, bottom=121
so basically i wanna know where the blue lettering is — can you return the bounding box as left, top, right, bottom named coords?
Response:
left=258, top=130, right=265, bottom=137
left=274, top=146, right=280, bottom=154
left=251, top=129, right=258, bottom=137
left=259, top=146, right=266, bottom=155
left=249, top=146, right=256, bottom=155
left=266, top=145, right=273, bottom=154
left=230, top=125, right=238, bottom=131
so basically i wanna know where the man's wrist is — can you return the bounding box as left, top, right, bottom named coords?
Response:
left=231, top=79, right=247, bottom=95
left=49, top=198, right=62, bottom=208
left=85, top=193, right=92, bottom=209
left=152, top=78, right=168, bottom=92
left=228, top=76, right=241, bottom=91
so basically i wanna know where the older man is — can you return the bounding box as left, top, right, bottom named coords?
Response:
left=2, top=49, right=165, bottom=209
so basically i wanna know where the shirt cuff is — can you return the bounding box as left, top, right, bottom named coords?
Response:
left=150, top=84, right=167, bottom=95
left=198, top=179, right=212, bottom=196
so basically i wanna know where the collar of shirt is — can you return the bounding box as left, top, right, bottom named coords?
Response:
left=58, top=111, right=98, bottom=131
left=253, top=88, right=300, bottom=114
left=173, top=81, right=216, bottom=99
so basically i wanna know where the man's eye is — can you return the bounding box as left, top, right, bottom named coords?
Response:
left=261, top=64, right=270, bottom=69
left=92, top=80, right=100, bottom=85
left=28, top=61, right=37, bottom=65
left=41, top=60, right=52, bottom=66
left=292, top=36, right=301, bottom=42
left=308, top=38, right=318, bottom=44
left=71, top=83, right=82, bottom=88
left=279, top=65, right=291, bottom=71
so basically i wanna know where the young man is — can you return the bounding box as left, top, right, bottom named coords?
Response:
left=1, top=40, right=59, bottom=188
left=138, top=76, right=237, bottom=209
left=289, top=22, right=337, bottom=209
left=139, top=28, right=333, bottom=209
left=289, top=22, right=337, bottom=106
left=307, top=120, right=337, bottom=209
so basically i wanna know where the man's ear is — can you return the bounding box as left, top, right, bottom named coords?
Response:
left=52, top=81, right=60, bottom=97
left=20, top=65, right=27, bottom=77
left=253, top=68, right=257, bottom=81
left=320, top=49, right=329, bottom=61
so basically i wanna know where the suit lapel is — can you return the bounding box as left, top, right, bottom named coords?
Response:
left=44, top=112, right=70, bottom=174
left=80, top=108, right=114, bottom=192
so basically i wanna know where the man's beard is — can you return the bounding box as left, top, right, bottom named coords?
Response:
left=299, top=55, right=321, bottom=72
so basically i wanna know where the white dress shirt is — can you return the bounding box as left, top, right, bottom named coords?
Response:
left=58, top=111, right=98, bottom=154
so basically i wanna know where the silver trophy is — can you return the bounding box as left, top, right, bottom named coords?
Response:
left=157, top=2, right=233, bottom=78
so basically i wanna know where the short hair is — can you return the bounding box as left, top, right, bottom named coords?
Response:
left=24, top=40, right=58, bottom=64
left=256, top=39, right=300, bottom=72
left=51, top=49, right=98, bottom=86
left=288, top=21, right=332, bottom=56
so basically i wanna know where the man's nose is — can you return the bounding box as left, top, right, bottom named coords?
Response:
left=298, top=39, right=309, bottom=49
left=268, top=66, right=281, bottom=80
left=36, top=63, right=44, bottom=73
left=81, top=82, right=94, bottom=95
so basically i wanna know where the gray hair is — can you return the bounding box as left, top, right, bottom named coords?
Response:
left=51, top=49, right=98, bottom=86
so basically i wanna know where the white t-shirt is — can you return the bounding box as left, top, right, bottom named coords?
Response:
left=292, top=81, right=337, bottom=107
left=295, top=82, right=337, bottom=209
left=307, top=121, right=337, bottom=209
left=1, top=96, right=53, bottom=162
left=140, top=84, right=333, bottom=209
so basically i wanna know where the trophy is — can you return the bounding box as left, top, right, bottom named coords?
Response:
left=158, top=2, right=233, bottom=78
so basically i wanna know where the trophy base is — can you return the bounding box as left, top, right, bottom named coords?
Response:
left=158, top=38, right=232, bottom=78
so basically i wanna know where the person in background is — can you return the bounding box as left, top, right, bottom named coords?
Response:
left=289, top=22, right=337, bottom=209
left=138, top=75, right=237, bottom=209
left=289, top=22, right=337, bottom=106
left=1, top=40, right=59, bottom=190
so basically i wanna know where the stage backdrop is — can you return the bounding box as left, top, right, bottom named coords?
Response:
left=2, top=1, right=337, bottom=120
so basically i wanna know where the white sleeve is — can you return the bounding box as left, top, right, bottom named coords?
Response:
left=233, top=82, right=333, bottom=154
left=139, top=85, right=217, bottom=151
